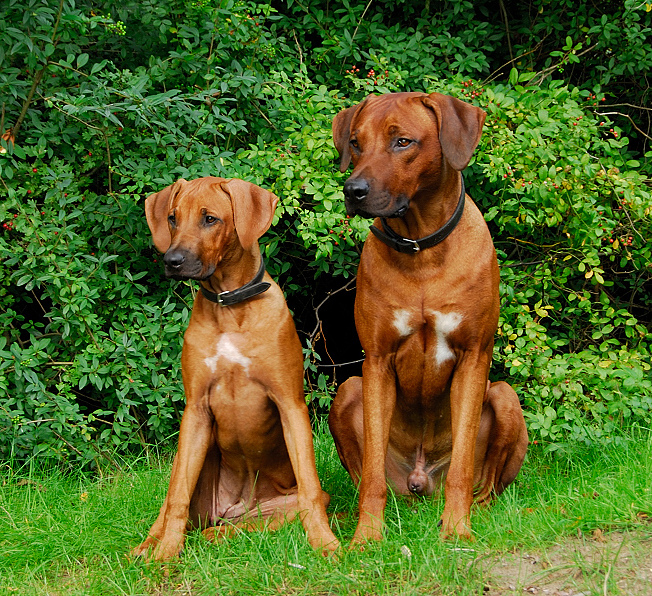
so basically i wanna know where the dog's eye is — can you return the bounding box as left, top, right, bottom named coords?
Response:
left=204, top=215, right=219, bottom=225
left=168, top=214, right=176, bottom=226
left=350, top=139, right=359, bottom=150
left=396, top=138, right=412, bottom=148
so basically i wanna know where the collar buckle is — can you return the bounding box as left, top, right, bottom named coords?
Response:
left=405, top=239, right=421, bottom=253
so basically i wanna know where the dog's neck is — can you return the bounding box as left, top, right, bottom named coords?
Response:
left=201, top=245, right=264, bottom=296
left=384, top=165, right=463, bottom=243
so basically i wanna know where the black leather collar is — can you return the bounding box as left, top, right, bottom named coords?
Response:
left=200, top=254, right=270, bottom=306
left=369, top=176, right=465, bottom=254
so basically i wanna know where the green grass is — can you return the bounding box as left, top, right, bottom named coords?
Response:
left=1, top=426, right=651, bottom=595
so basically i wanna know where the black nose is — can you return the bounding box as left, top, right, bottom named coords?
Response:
left=343, top=178, right=370, bottom=203
left=164, top=251, right=185, bottom=269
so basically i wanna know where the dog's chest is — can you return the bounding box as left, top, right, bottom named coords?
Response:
left=203, top=333, right=252, bottom=375
left=196, top=332, right=283, bottom=441
left=393, top=308, right=462, bottom=399
left=190, top=331, right=267, bottom=404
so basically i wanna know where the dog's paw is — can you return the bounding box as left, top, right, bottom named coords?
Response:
left=130, top=536, right=184, bottom=562
left=440, top=519, right=474, bottom=541
left=130, top=538, right=155, bottom=559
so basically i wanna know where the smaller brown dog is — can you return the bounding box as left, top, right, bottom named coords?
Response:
left=132, top=177, right=339, bottom=560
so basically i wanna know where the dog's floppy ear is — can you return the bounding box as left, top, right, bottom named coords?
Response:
left=422, top=93, right=486, bottom=171
left=145, top=179, right=186, bottom=253
left=220, top=179, right=279, bottom=250
left=332, top=97, right=370, bottom=172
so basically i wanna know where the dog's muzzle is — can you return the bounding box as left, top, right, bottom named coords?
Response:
left=163, top=249, right=212, bottom=280
left=343, top=177, right=409, bottom=218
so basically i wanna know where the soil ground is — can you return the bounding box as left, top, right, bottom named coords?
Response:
left=482, top=530, right=652, bottom=595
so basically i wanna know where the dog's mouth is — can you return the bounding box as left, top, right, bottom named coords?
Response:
left=346, top=197, right=410, bottom=219
left=165, top=267, right=215, bottom=281
left=391, top=204, right=409, bottom=218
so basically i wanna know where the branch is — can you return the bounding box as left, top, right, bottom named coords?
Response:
left=598, top=111, right=652, bottom=142
left=350, top=0, right=374, bottom=47
left=602, top=102, right=652, bottom=113
left=12, top=0, right=65, bottom=139
left=482, top=37, right=549, bottom=86
left=529, top=43, right=598, bottom=87
left=317, top=357, right=364, bottom=369
left=498, top=0, right=514, bottom=66
left=309, top=276, right=356, bottom=343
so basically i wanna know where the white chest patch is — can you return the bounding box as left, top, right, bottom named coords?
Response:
left=393, top=309, right=414, bottom=338
left=204, top=334, right=251, bottom=374
left=432, top=311, right=463, bottom=365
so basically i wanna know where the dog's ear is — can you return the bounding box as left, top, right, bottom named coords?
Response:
left=220, top=179, right=279, bottom=250
left=332, top=97, right=370, bottom=172
left=145, top=179, right=186, bottom=253
left=423, top=93, right=486, bottom=171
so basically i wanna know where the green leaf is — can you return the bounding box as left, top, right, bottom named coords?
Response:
left=77, top=53, right=89, bottom=68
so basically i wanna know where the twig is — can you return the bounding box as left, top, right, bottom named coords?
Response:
left=12, top=0, right=65, bottom=139
left=51, top=429, right=85, bottom=458
left=529, top=43, right=598, bottom=86
left=498, top=0, right=513, bottom=66
left=251, top=100, right=276, bottom=129
left=309, top=277, right=356, bottom=342
left=350, top=0, right=374, bottom=47
left=317, top=358, right=364, bottom=369
left=598, top=111, right=652, bottom=142
left=602, top=102, right=652, bottom=113
left=104, top=132, right=112, bottom=193
left=293, top=30, right=304, bottom=74
left=482, top=37, right=548, bottom=85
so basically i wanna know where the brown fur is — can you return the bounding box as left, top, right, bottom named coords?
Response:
left=328, top=93, right=528, bottom=544
left=132, top=177, right=339, bottom=560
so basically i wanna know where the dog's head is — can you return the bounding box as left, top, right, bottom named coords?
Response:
left=332, top=92, right=486, bottom=218
left=145, top=177, right=278, bottom=280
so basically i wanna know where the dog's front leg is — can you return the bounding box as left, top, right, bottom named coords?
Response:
left=440, top=352, right=489, bottom=539
left=351, top=353, right=397, bottom=546
left=136, top=397, right=214, bottom=561
left=272, top=371, right=340, bottom=553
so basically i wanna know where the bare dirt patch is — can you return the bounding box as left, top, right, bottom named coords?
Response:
left=479, top=530, right=652, bottom=595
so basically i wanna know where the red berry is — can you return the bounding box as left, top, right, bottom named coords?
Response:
left=33, top=168, right=37, bottom=172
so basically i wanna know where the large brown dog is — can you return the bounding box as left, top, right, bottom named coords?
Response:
left=132, top=177, right=339, bottom=560
left=328, top=92, right=528, bottom=543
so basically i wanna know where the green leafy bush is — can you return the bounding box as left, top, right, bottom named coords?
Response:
left=1, top=0, right=650, bottom=467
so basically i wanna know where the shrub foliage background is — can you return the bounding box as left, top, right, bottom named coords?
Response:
left=1, top=0, right=650, bottom=467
